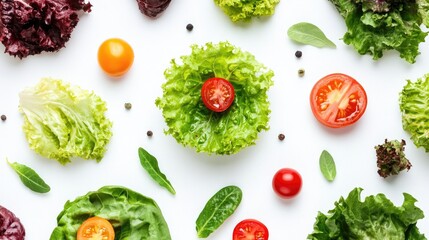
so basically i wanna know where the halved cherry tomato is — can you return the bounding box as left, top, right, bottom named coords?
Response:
left=272, top=168, right=302, bottom=199
left=201, top=77, right=235, bottom=112
left=310, top=73, right=367, bottom=128
left=77, top=216, right=115, bottom=240
left=97, top=38, right=134, bottom=77
left=233, top=219, right=269, bottom=240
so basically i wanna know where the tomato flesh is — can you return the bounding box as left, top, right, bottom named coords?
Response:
left=201, top=77, right=235, bottom=112
left=233, top=219, right=269, bottom=240
left=272, top=168, right=302, bottom=199
left=97, top=38, right=134, bottom=78
left=310, top=73, right=367, bottom=128
left=77, top=216, right=115, bottom=240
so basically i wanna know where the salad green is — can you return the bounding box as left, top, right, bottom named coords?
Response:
left=213, top=0, right=280, bottom=22
left=50, top=186, right=171, bottom=240
left=399, top=74, right=429, bottom=152
left=287, top=22, right=336, bottom=48
left=308, top=187, right=426, bottom=239
left=156, top=41, right=274, bottom=155
left=8, top=160, right=50, bottom=193
left=375, top=139, right=411, bottom=178
left=19, top=78, right=113, bottom=165
left=328, top=0, right=429, bottom=63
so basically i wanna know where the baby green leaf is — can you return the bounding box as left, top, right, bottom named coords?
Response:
left=287, top=22, right=336, bottom=48
left=138, top=147, right=176, bottom=195
left=319, top=150, right=337, bottom=181
left=196, top=185, right=242, bottom=238
left=7, top=160, right=50, bottom=193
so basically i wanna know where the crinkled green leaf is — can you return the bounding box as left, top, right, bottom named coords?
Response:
left=213, top=0, right=280, bottom=22
left=19, top=78, right=113, bottom=164
left=328, top=0, right=429, bottom=63
left=399, top=74, right=429, bottom=152
left=50, top=186, right=171, bottom=240
left=308, top=187, right=426, bottom=239
left=155, top=41, right=274, bottom=155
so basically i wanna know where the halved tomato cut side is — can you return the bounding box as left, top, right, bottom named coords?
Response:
left=310, top=73, right=367, bottom=128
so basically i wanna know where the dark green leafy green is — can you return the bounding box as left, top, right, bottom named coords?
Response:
left=8, top=160, right=50, bottom=193
left=328, top=0, right=429, bottom=63
left=155, top=41, right=274, bottom=155
left=287, top=22, right=336, bottom=48
left=196, top=185, right=242, bottom=238
left=319, top=150, right=336, bottom=181
left=50, top=186, right=171, bottom=240
left=308, top=187, right=426, bottom=239
left=399, top=74, right=429, bottom=151
left=138, top=147, right=176, bottom=195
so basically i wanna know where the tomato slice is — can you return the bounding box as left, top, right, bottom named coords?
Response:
left=77, top=216, right=115, bottom=240
left=233, top=219, right=269, bottom=240
left=310, top=73, right=367, bottom=128
left=201, top=77, right=235, bottom=112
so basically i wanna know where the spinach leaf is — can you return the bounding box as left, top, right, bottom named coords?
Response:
left=287, top=22, right=336, bottom=48
left=8, top=160, right=50, bottom=193
left=319, top=150, right=336, bottom=182
left=138, top=147, right=176, bottom=195
left=196, top=185, right=242, bottom=238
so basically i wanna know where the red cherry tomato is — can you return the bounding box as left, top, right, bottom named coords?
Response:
left=232, top=219, right=269, bottom=240
left=310, top=73, right=367, bottom=128
left=272, top=168, right=302, bottom=199
left=201, top=77, right=235, bottom=112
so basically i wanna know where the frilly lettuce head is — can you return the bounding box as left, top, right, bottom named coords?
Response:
left=308, top=188, right=426, bottom=239
left=155, top=41, right=274, bottom=155
left=19, top=78, right=113, bottom=165
left=214, top=0, right=280, bottom=22
left=399, top=74, right=429, bottom=152
left=329, top=0, right=429, bottom=63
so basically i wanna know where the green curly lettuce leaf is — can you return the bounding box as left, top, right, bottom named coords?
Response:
left=328, top=0, right=429, bottom=63
left=155, top=41, right=274, bottom=155
left=399, top=74, right=429, bottom=152
left=308, top=187, right=426, bottom=240
left=19, top=78, right=113, bottom=164
left=50, top=186, right=171, bottom=240
left=214, top=0, right=280, bottom=22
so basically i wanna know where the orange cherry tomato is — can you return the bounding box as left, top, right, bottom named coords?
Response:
left=201, top=77, right=235, bottom=112
left=77, top=216, right=115, bottom=240
left=310, top=73, right=367, bottom=128
left=97, top=38, right=134, bottom=77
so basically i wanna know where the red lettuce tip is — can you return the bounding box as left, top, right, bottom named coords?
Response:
left=0, top=205, right=25, bottom=240
left=136, top=0, right=171, bottom=18
left=0, top=0, right=92, bottom=59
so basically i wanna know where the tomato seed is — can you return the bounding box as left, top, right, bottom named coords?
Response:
left=295, top=50, right=302, bottom=58
left=1, top=115, right=6, bottom=121
left=186, top=24, right=194, bottom=31
left=278, top=133, right=285, bottom=141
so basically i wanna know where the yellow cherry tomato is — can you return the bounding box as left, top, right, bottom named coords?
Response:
left=97, top=38, right=134, bottom=77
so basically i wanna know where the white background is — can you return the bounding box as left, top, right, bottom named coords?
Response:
left=1, top=0, right=429, bottom=239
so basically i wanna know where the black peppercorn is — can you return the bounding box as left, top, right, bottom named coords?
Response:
left=1, top=115, right=6, bottom=121
left=186, top=23, right=193, bottom=31
left=295, top=50, right=302, bottom=58
left=278, top=133, right=285, bottom=141
left=147, top=130, right=153, bottom=137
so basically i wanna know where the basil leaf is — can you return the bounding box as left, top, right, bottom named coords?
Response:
left=8, top=160, right=50, bottom=193
left=196, top=185, right=242, bottom=238
left=319, top=150, right=336, bottom=182
left=138, top=147, right=176, bottom=195
left=287, top=22, right=336, bottom=48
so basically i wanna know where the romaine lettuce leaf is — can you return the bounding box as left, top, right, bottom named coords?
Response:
left=308, top=188, right=426, bottom=240
left=328, top=0, right=429, bottom=63
left=214, top=0, right=280, bottom=22
left=50, top=186, right=171, bottom=240
left=155, top=41, right=274, bottom=155
left=19, top=78, right=113, bottom=164
left=399, top=74, right=429, bottom=152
